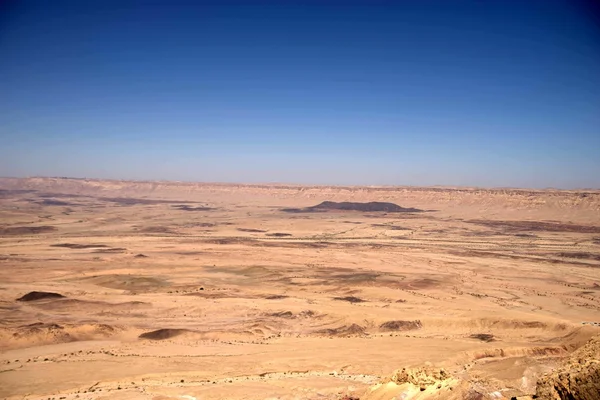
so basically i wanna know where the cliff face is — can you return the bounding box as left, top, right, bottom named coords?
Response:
left=535, top=336, right=600, bottom=400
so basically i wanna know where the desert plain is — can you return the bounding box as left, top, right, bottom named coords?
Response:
left=0, top=177, right=599, bottom=400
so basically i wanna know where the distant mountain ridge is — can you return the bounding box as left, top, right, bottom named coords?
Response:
left=1, top=178, right=599, bottom=216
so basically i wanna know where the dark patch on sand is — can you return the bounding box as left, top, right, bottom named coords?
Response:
left=51, top=243, right=109, bottom=249
left=557, top=252, right=600, bottom=261
left=298, top=310, right=318, bottom=318
left=265, top=294, right=289, bottom=300
left=139, top=328, right=189, bottom=340
left=515, top=233, right=537, bottom=238
left=406, top=278, right=439, bottom=289
left=329, top=272, right=380, bottom=283
left=269, top=311, right=294, bottom=318
left=10, top=322, right=91, bottom=343
left=253, top=241, right=331, bottom=249
left=99, top=197, right=193, bottom=206
left=237, top=228, right=267, bottom=233
left=139, top=226, right=176, bottom=234
left=314, top=324, right=367, bottom=337
left=469, top=333, right=496, bottom=342
left=372, top=224, right=411, bottom=230
left=185, top=222, right=216, bottom=228
left=333, top=296, right=366, bottom=303
left=0, top=189, right=37, bottom=197
left=266, top=232, right=292, bottom=237
left=254, top=241, right=396, bottom=251
left=17, top=291, right=66, bottom=302
left=173, top=205, right=215, bottom=211
left=461, top=230, right=505, bottom=237
left=37, top=192, right=89, bottom=199
left=379, top=320, right=422, bottom=332
left=91, top=247, right=127, bottom=253
left=203, top=238, right=255, bottom=245
left=468, top=219, right=600, bottom=234
left=19, top=322, right=64, bottom=330
left=0, top=226, right=57, bottom=235
left=450, top=250, right=600, bottom=268
left=37, top=199, right=73, bottom=206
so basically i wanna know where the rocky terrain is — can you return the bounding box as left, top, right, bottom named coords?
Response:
left=0, top=177, right=599, bottom=399
left=535, top=335, right=600, bottom=399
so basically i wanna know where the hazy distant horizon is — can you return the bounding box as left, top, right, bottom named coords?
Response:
left=2, top=1, right=599, bottom=189
left=2, top=174, right=599, bottom=191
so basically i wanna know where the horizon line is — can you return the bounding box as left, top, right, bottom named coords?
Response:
left=1, top=175, right=598, bottom=192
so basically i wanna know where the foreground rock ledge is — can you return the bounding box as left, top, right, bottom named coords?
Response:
left=535, top=335, right=600, bottom=400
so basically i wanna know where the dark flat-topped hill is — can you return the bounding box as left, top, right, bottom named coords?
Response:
left=283, top=201, right=423, bottom=213
left=312, top=201, right=422, bottom=212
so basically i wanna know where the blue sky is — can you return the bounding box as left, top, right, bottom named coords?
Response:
left=1, top=0, right=599, bottom=188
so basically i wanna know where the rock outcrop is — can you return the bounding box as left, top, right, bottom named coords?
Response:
left=535, top=335, right=600, bottom=400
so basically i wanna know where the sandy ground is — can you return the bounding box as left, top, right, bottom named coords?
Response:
left=0, top=177, right=599, bottom=399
